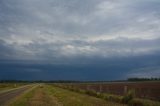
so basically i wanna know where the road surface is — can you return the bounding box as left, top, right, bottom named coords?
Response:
left=0, top=85, right=33, bottom=106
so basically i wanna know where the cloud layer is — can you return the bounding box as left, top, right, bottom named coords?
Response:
left=0, top=0, right=160, bottom=80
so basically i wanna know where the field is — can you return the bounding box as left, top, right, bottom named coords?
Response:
left=59, top=81, right=160, bottom=100
left=0, top=82, right=160, bottom=106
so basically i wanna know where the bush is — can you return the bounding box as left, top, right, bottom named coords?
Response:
left=85, top=90, right=97, bottom=96
left=122, top=89, right=135, bottom=103
left=104, top=94, right=122, bottom=103
left=96, top=92, right=105, bottom=99
left=78, top=89, right=86, bottom=94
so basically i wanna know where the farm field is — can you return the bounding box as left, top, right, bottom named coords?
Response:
left=57, top=81, right=160, bottom=101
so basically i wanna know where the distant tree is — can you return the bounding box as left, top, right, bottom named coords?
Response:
left=127, top=77, right=160, bottom=81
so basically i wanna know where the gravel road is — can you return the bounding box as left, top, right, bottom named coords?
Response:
left=0, top=85, right=32, bottom=106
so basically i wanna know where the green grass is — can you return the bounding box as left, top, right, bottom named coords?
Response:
left=46, top=85, right=126, bottom=106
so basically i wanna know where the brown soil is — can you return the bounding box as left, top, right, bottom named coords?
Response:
left=65, top=81, right=160, bottom=100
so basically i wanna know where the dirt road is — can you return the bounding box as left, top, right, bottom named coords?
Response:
left=0, top=85, right=33, bottom=106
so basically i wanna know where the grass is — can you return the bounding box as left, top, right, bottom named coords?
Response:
left=53, top=84, right=160, bottom=106
left=9, top=84, right=61, bottom=106
left=46, top=85, right=126, bottom=106
left=128, top=98, right=160, bottom=106
left=9, top=84, right=126, bottom=106
left=0, top=83, right=26, bottom=91
left=8, top=84, right=160, bottom=106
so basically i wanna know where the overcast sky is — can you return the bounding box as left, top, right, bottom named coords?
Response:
left=0, top=0, right=160, bottom=80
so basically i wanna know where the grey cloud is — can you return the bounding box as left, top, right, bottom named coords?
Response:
left=0, top=39, right=16, bottom=60
left=0, top=0, right=160, bottom=80
left=1, top=36, right=159, bottom=62
left=126, top=66, right=160, bottom=78
left=1, top=0, right=160, bottom=38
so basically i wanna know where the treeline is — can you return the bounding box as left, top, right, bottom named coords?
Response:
left=0, top=80, right=125, bottom=83
left=127, top=77, right=160, bottom=81
left=0, top=80, right=84, bottom=83
left=0, top=80, right=32, bottom=83
left=0, top=80, right=128, bottom=83
left=0, top=78, right=160, bottom=83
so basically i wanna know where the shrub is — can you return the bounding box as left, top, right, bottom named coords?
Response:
left=122, top=89, right=135, bottom=103
left=78, top=89, right=85, bottom=94
left=85, top=89, right=97, bottom=96
left=96, top=92, right=105, bottom=99
left=104, top=94, right=122, bottom=103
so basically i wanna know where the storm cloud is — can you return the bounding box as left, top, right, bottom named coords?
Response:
left=0, top=0, right=160, bottom=80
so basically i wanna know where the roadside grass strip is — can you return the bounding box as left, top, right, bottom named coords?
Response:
left=46, top=85, right=126, bottom=106
left=9, top=84, right=62, bottom=106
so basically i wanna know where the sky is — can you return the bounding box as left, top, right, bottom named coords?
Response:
left=0, top=0, right=160, bottom=80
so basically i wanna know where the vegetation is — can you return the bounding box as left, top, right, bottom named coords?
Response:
left=127, top=78, right=160, bottom=81
left=9, top=84, right=127, bottom=106
left=1, top=77, right=159, bottom=83
left=128, top=98, right=160, bottom=106
left=9, top=84, right=60, bottom=106
left=122, top=89, right=135, bottom=103
left=54, top=84, right=160, bottom=106
left=9, top=86, right=37, bottom=106
left=46, top=85, right=126, bottom=106
left=0, top=83, right=27, bottom=91
left=0, top=81, right=160, bottom=106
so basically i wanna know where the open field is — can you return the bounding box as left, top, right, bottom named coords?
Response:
left=56, top=81, right=160, bottom=101
left=0, top=82, right=160, bottom=106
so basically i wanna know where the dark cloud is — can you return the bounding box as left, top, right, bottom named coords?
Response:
left=0, top=39, right=16, bottom=60
left=0, top=0, right=160, bottom=80
left=0, top=52, right=160, bottom=80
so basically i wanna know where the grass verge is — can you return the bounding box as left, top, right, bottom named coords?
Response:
left=47, top=85, right=126, bottom=106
